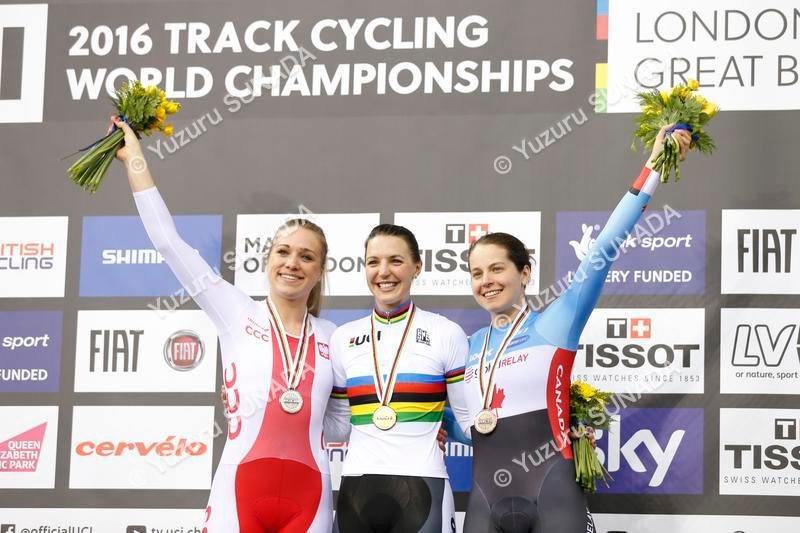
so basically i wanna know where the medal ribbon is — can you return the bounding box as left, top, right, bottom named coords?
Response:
left=478, top=305, right=530, bottom=410
left=370, top=302, right=416, bottom=407
left=265, top=297, right=311, bottom=391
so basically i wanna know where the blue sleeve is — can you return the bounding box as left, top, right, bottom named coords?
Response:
left=443, top=405, right=472, bottom=445
left=535, top=168, right=660, bottom=350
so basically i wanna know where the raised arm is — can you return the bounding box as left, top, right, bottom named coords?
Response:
left=535, top=124, right=691, bottom=350
left=113, top=117, right=251, bottom=333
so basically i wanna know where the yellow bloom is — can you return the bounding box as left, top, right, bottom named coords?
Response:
left=687, top=78, right=699, bottom=91
left=147, top=85, right=158, bottom=97
left=164, top=101, right=180, bottom=114
left=159, top=89, right=167, bottom=103
left=574, top=381, right=598, bottom=401
left=155, top=106, right=166, bottom=122
left=702, top=100, right=718, bottom=117
left=660, top=91, right=669, bottom=105
left=163, top=124, right=174, bottom=136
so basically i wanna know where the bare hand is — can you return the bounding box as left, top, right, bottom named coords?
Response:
left=569, top=425, right=596, bottom=448
left=110, top=115, right=144, bottom=165
left=649, top=123, right=692, bottom=166
left=437, top=426, right=448, bottom=452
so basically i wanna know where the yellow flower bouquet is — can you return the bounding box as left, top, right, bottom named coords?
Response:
left=66, top=80, right=180, bottom=193
left=570, top=380, right=613, bottom=493
left=632, top=78, right=718, bottom=182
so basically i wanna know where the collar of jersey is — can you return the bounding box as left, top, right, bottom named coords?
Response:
left=373, top=299, right=412, bottom=324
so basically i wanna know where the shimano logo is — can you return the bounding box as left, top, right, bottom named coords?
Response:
left=102, top=248, right=166, bottom=265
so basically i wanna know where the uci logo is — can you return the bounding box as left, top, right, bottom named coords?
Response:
left=0, top=4, right=48, bottom=123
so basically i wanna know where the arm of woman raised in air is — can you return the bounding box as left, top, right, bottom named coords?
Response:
left=113, top=116, right=251, bottom=333
left=323, top=329, right=353, bottom=444
left=535, top=124, right=692, bottom=350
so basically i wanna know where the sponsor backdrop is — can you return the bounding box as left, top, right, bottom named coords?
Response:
left=1, top=0, right=798, bottom=528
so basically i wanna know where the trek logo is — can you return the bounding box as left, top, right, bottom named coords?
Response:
left=89, top=330, right=143, bottom=373
left=737, top=228, right=796, bottom=274
left=349, top=331, right=382, bottom=347
left=0, top=5, right=48, bottom=123
left=606, top=317, right=651, bottom=339
left=722, top=211, right=800, bottom=294
left=416, top=328, right=431, bottom=346
left=445, top=224, right=489, bottom=244
left=163, top=330, right=204, bottom=371
left=595, top=408, right=703, bottom=493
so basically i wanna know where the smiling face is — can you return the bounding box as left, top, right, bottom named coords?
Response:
left=266, top=226, right=324, bottom=305
left=365, top=235, right=421, bottom=311
left=469, top=243, right=530, bottom=318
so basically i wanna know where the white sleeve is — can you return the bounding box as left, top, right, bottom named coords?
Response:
left=443, top=320, right=472, bottom=436
left=323, top=328, right=352, bottom=443
left=133, top=186, right=252, bottom=334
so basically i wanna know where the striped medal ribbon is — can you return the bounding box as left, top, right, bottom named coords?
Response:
left=266, top=297, right=311, bottom=414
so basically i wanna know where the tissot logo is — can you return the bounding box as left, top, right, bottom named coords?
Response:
left=573, top=309, right=704, bottom=394
left=0, top=5, right=48, bottom=123
left=606, top=317, right=651, bottom=339
left=720, top=408, right=800, bottom=496
left=395, top=212, right=541, bottom=295
left=444, top=223, right=489, bottom=244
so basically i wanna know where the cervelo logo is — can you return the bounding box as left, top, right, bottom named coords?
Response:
left=0, top=5, right=48, bottom=123
left=75, top=435, right=207, bottom=457
left=721, top=309, right=800, bottom=395
left=569, top=222, right=692, bottom=261
left=594, top=408, right=703, bottom=493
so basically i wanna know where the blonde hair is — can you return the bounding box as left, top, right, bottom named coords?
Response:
left=267, top=218, right=328, bottom=316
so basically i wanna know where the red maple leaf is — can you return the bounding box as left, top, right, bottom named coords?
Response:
left=489, top=385, right=506, bottom=409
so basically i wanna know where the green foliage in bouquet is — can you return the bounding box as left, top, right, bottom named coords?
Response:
left=632, top=79, right=718, bottom=182
left=66, top=80, right=179, bottom=194
left=570, top=380, right=613, bottom=493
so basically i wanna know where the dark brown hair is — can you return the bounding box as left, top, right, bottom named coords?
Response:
left=468, top=232, right=531, bottom=272
left=364, top=224, right=422, bottom=263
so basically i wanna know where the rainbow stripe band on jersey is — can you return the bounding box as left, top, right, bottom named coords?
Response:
left=346, top=373, right=447, bottom=425
left=373, top=300, right=412, bottom=324
left=445, top=366, right=465, bottom=384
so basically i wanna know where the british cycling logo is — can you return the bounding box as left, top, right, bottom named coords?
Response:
left=0, top=218, right=68, bottom=298
left=79, top=215, right=222, bottom=297
left=555, top=209, right=705, bottom=295
left=0, top=4, right=48, bottom=123
left=594, top=408, right=703, bottom=494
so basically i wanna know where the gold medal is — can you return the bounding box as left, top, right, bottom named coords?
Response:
left=279, top=389, right=303, bottom=414
left=370, top=303, right=416, bottom=431
left=474, top=409, right=498, bottom=435
left=372, top=405, right=398, bottom=430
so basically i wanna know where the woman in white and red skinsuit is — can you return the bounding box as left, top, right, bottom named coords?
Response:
left=113, top=116, right=351, bottom=532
